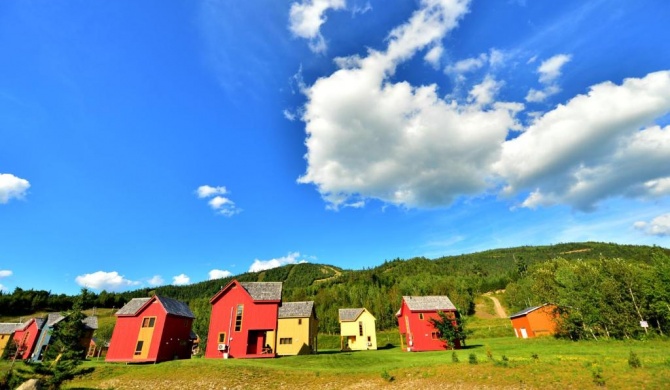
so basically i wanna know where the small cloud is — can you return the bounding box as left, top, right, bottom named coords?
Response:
left=147, top=275, right=164, bottom=286
left=0, top=173, right=30, bottom=204
left=209, top=269, right=232, bottom=280
left=283, top=109, right=297, bottom=121
left=196, top=184, right=242, bottom=217
left=248, top=252, right=309, bottom=273
left=172, top=274, right=191, bottom=286
left=538, top=54, right=572, bottom=84
left=424, top=45, right=443, bottom=68
left=289, top=0, right=346, bottom=53
left=634, top=213, right=670, bottom=236
left=75, top=271, right=140, bottom=291
left=0, top=284, right=7, bottom=292
left=0, top=270, right=12, bottom=278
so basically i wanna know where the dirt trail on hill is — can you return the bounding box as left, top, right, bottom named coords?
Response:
left=488, top=296, right=507, bottom=318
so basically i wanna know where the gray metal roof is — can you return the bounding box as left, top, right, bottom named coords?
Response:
left=45, top=313, right=66, bottom=327
left=279, top=301, right=315, bottom=318
left=0, top=323, right=21, bottom=334
left=116, top=298, right=152, bottom=316
left=156, top=296, right=195, bottom=319
left=402, top=296, right=456, bottom=312
left=241, top=282, right=282, bottom=301
left=509, top=305, right=542, bottom=319
left=338, top=308, right=365, bottom=322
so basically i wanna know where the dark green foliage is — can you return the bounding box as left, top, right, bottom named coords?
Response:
left=590, top=364, right=606, bottom=387
left=468, top=353, right=478, bottom=364
left=628, top=351, right=642, bottom=368
left=451, top=351, right=459, bottom=363
left=429, top=311, right=468, bottom=350
left=531, top=353, right=539, bottom=361
left=380, top=369, right=395, bottom=382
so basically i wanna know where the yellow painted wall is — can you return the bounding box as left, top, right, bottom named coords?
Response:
left=0, top=333, right=11, bottom=354
left=340, top=310, right=377, bottom=351
left=276, top=316, right=317, bottom=355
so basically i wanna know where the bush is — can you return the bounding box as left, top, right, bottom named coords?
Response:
left=451, top=352, right=459, bottom=363
left=468, top=353, right=478, bottom=365
left=381, top=369, right=395, bottom=382
left=628, top=351, right=641, bottom=368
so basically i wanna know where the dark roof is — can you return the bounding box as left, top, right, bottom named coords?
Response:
left=45, top=313, right=66, bottom=327
left=509, top=305, right=544, bottom=319
left=279, top=301, right=315, bottom=318
left=156, top=296, right=195, bottom=318
left=338, top=308, right=365, bottom=322
left=241, top=282, right=282, bottom=301
left=0, top=323, right=21, bottom=334
left=116, top=298, right=152, bottom=316
left=402, top=296, right=456, bottom=312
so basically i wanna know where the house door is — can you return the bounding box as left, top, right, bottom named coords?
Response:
left=246, top=330, right=266, bottom=355
left=520, top=328, right=528, bottom=339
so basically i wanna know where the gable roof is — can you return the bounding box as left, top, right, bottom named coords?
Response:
left=279, top=301, right=315, bottom=319
left=115, top=296, right=194, bottom=319
left=240, top=282, right=283, bottom=301
left=83, top=316, right=99, bottom=330
left=402, top=296, right=457, bottom=312
left=0, top=323, right=21, bottom=334
left=509, top=304, right=555, bottom=319
left=116, top=298, right=152, bottom=316
left=45, top=313, right=66, bottom=327
left=339, top=308, right=367, bottom=322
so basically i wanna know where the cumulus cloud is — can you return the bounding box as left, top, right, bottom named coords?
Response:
left=249, top=252, right=308, bottom=272
left=0, top=270, right=12, bottom=278
left=0, top=173, right=30, bottom=204
left=634, top=213, right=670, bottom=236
left=75, top=271, right=140, bottom=291
left=299, top=0, right=525, bottom=208
left=147, top=275, right=164, bottom=286
left=209, top=269, right=233, bottom=280
left=497, top=71, right=670, bottom=210
left=196, top=185, right=241, bottom=216
left=289, top=0, right=346, bottom=53
left=172, top=274, right=191, bottom=285
left=526, top=54, right=571, bottom=102
left=424, top=44, right=444, bottom=68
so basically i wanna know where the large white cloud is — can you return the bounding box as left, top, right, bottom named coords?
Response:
left=289, top=0, right=346, bottom=53
left=249, top=252, right=308, bottom=272
left=298, top=0, right=525, bottom=208
left=634, top=213, right=670, bottom=237
left=209, top=269, right=232, bottom=280
left=0, top=173, right=30, bottom=204
left=75, top=271, right=140, bottom=291
left=497, top=71, right=670, bottom=210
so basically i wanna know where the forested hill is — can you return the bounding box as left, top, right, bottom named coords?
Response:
left=2, top=242, right=669, bottom=337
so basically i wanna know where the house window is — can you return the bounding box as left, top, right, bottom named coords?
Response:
left=359, top=321, right=363, bottom=336
left=218, top=332, right=226, bottom=343
left=431, top=331, right=441, bottom=340
left=234, top=305, right=244, bottom=332
left=298, top=318, right=302, bottom=325
left=134, top=341, right=144, bottom=355
left=280, top=338, right=292, bottom=345
left=419, top=313, right=424, bottom=320
left=141, top=317, right=156, bottom=328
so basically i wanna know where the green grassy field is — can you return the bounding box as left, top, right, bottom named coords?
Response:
left=3, top=334, right=666, bottom=389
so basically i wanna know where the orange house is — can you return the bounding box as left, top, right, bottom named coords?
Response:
left=509, top=304, right=558, bottom=338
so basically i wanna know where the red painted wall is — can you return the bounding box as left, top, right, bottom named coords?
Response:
left=13, top=319, right=40, bottom=360
left=397, top=301, right=457, bottom=352
left=206, top=281, right=279, bottom=358
left=106, top=298, right=193, bottom=363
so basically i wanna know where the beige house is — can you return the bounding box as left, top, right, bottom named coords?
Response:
left=276, top=301, right=318, bottom=356
left=338, top=308, right=377, bottom=351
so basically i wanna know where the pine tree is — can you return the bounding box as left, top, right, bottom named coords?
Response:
left=429, top=311, right=468, bottom=350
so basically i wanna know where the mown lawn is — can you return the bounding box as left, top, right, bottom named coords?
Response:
left=25, top=335, right=663, bottom=389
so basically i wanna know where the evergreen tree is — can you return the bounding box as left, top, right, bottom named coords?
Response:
left=429, top=311, right=468, bottom=350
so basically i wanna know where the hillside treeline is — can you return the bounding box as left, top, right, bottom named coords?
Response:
left=506, top=252, right=670, bottom=340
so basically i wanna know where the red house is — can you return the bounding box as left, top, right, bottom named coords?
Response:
left=205, top=280, right=282, bottom=359
left=12, top=318, right=44, bottom=360
left=106, top=295, right=195, bottom=363
left=396, top=296, right=460, bottom=352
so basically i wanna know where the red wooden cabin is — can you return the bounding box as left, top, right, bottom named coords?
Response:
left=205, top=280, right=282, bottom=359
left=106, top=295, right=195, bottom=363
left=12, top=318, right=43, bottom=360
left=396, top=296, right=460, bottom=352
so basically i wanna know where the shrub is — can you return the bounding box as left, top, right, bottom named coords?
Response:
left=381, top=369, right=395, bottom=382
left=531, top=352, right=539, bottom=361
left=468, top=353, right=478, bottom=365
left=628, top=351, right=641, bottom=368
left=451, top=351, right=459, bottom=363
left=591, top=365, right=605, bottom=387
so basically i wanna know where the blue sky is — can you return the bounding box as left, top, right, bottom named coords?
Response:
left=1, top=0, right=669, bottom=295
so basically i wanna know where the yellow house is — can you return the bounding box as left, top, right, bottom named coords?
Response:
left=0, top=323, right=21, bottom=355
left=338, top=308, right=377, bottom=351
left=276, top=301, right=318, bottom=355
